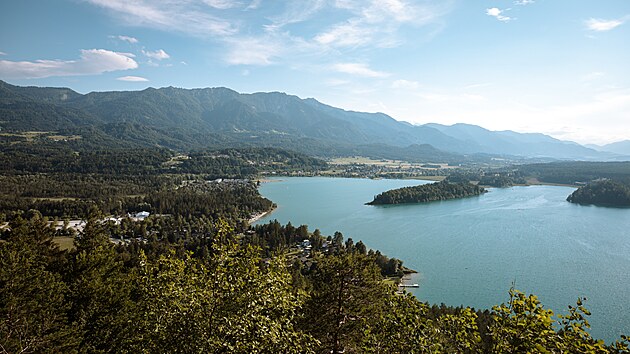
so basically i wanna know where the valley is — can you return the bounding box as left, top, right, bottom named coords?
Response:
left=2, top=81, right=630, bottom=352
left=3, top=1, right=629, bottom=351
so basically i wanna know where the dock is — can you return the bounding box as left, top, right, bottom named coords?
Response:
left=399, top=283, right=419, bottom=288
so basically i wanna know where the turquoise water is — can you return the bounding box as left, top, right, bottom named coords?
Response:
left=256, top=177, right=630, bottom=342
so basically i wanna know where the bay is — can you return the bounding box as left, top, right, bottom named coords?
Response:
left=256, top=177, right=630, bottom=342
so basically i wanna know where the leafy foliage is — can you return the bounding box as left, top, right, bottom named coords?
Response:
left=301, top=252, right=389, bottom=353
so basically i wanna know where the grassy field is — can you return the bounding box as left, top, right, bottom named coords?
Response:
left=329, top=156, right=456, bottom=170
left=47, top=134, right=81, bottom=141
left=53, top=236, right=75, bottom=251
left=330, top=156, right=407, bottom=166
left=32, top=197, right=78, bottom=201
left=0, top=131, right=82, bottom=142
left=383, top=276, right=402, bottom=286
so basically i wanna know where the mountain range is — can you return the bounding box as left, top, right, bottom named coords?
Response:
left=1, top=80, right=627, bottom=162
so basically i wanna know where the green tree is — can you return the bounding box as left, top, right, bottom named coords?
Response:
left=489, top=289, right=558, bottom=353
left=361, top=293, right=438, bottom=353
left=64, top=215, right=137, bottom=352
left=132, top=221, right=314, bottom=353
left=0, top=217, right=78, bottom=353
left=302, top=252, right=389, bottom=353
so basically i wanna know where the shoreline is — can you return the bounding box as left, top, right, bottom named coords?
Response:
left=259, top=174, right=578, bottom=188
left=248, top=206, right=276, bottom=224
left=254, top=177, right=283, bottom=183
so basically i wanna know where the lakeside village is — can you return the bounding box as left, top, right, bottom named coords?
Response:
left=0, top=178, right=252, bottom=235
left=0, top=176, right=419, bottom=289
left=23, top=214, right=419, bottom=289
left=1, top=211, right=419, bottom=290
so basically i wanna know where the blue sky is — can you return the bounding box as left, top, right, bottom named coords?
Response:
left=1, top=0, right=628, bottom=144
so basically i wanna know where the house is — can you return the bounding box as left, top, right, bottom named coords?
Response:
left=135, top=211, right=150, bottom=220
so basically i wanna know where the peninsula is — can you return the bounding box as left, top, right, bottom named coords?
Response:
left=567, top=180, right=630, bottom=207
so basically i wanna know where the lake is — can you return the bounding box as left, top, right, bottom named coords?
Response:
left=256, top=177, right=630, bottom=342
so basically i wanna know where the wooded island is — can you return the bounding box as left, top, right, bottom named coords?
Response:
left=367, top=181, right=487, bottom=205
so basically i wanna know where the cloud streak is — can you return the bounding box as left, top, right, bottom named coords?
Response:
left=84, top=0, right=238, bottom=37
left=202, top=0, right=241, bottom=10
left=117, top=75, right=149, bottom=82
left=0, top=49, right=137, bottom=79
left=392, top=79, right=419, bottom=90
left=585, top=17, right=625, bottom=31
left=83, top=0, right=453, bottom=69
left=223, top=37, right=282, bottom=65
left=142, top=49, right=170, bottom=60
left=314, top=0, right=449, bottom=49
left=116, top=35, right=138, bottom=43
left=332, top=62, right=389, bottom=78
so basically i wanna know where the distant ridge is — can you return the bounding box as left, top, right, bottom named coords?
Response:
left=0, top=80, right=621, bottom=161
left=588, top=140, right=630, bottom=156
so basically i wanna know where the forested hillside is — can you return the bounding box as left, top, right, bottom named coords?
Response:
left=0, top=145, right=324, bottom=219
left=518, top=161, right=630, bottom=185
left=0, top=80, right=617, bottom=160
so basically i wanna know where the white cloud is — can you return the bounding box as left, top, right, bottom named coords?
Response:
left=117, top=35, right=138, bottom=43
left=84, top=0, right=238, bottom=37
left=514, top=0, right=534, bottom=5
left=315, top=21, right=374, bottom=47
left=541, top=89, right=630, bottom=143
left=363, top=0, right=415, bottom=23
left=142, top=49, right=170, bottom=60
left=245, top=0, right=262, bottom=10
left=223, top=37, right=281, bottom=65
left=0, top=49, right=138, bottom=79
left=314, top=0, right=449, bottom=49
left=202, top=0, right=240, bottom=9
left=585, top=18, right=624, bottom=32
left=117, top=75, right=149, bottom=82
left=392, top=79, right=419, bottom=90
left=267, top=1, right=327, bottom=29
left=83, top=0, right=453, bottom=67
left=486, top=8, right=513, bottom=22
left=332, top=62, right=389, bottom=78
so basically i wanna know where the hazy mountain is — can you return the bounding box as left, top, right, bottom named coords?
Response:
left=588, top=140, right=630, bottom=156
left=0, top=80, right=616, bottom=160
left=423, top=123, right=606, bottom=159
